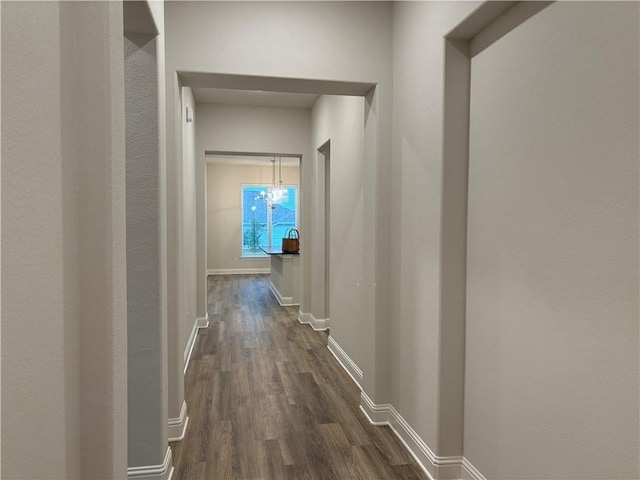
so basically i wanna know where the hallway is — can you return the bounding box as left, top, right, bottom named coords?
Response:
left=170, top=275, right=427, bottom=480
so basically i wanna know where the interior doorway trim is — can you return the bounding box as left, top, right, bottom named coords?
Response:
left=430, top=0, right=555, bottom=476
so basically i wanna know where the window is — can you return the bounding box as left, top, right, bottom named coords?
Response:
left=242, top=185, right=298, bottom=257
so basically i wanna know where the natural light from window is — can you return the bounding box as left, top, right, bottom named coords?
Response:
left=242, top=185, right=298, bottom=257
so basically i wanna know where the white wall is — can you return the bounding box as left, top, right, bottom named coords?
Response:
left=310, top=95, right=366, bottom=369
left=2, top=2, right=128, bottom=478
left=464, top=2, right=639, bottom=478
left=207, top=163, right=299, bottom=271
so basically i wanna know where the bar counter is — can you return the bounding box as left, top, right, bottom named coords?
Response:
left=259, top=246, right=300, bottom=306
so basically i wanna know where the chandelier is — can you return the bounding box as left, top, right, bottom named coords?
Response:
left=267, top=157, right=288, bottom=208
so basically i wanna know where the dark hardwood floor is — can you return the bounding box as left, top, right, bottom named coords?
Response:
left=170, top=274, right=427, bottom=480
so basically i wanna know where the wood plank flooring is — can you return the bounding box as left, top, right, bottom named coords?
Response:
left=170, top=275, right=427, bottom=480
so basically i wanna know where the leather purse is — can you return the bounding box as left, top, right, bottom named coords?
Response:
left=282, top=228, right=300, bottom=253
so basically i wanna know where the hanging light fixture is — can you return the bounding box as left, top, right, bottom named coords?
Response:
left=274, top=156, right=288, bottom=204
left=266, top=156, right=288, bottom=207
left=266, top=157, right=278, bottom=209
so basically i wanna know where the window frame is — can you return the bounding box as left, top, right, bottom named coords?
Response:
left=240, top=183, right=299, bottom=258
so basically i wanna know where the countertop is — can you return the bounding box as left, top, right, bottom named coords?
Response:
left=260, top=245, right=300, bottom=255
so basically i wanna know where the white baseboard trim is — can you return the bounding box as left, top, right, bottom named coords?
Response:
left=207, top=268, right=270, bottom=275
left=461, top=458, right=487, bottom=480
left=359, top=390, right=392, bottom=426
left=168, top=400, right=189, bottom=442
left=184, top=317, right=209, bottom=375
left=360, top=391, right=484, bottom=480
left=269, top=280, right=293, bottom=306
left=327, top=335, right=363, bottom=390
left=128, top=446, right=174, bottom=480
left=297, top=310, right=329, bottom=331
left=268, top=280, right=299, bottom=306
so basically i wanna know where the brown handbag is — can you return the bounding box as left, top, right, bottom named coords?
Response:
left=282, top=228, right=300, bottom=253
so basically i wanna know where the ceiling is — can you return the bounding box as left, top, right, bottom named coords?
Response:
left=192, top=88, right=320, bottom=109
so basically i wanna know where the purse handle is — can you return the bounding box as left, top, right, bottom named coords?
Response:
left=287, top=228, right=299, bottom=239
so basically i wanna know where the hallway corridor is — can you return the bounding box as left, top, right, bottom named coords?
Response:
left=170, top=275, right=427, bottom=479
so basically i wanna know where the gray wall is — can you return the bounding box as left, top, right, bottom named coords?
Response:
left=125, top=27, right=168, bottom=473
left=181, top=87, right=198, bottom=362
left=125, top=0, right=170, bottom=471
left=464, top=2, right=639, bottom=478
left=392, top=1, right=639, bottom=477
left=390, top=0, right=480, bottom=454
left=172, top=86, right=196, bottom=422
left=1, top=2, right=128, bottom=478
left=310, top=95, right=366, bottom=364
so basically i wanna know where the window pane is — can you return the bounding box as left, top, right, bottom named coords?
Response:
left=242, top=186, right=297, bottom=254
left=242, top=186, right=268, bottom=256
left=271, top=187, right=297, bottom=245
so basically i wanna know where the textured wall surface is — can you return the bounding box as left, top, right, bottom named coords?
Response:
left=125, top=31, right=167, bottom=469
left=2, top=4, right=73, bottom=476
left=390, top=1, right=480, bottom=454
left=310, top=95, right=366, bottom=369
left=2, top=2, right=128, bottom=477
left=464, top=2, right=639, bottom=478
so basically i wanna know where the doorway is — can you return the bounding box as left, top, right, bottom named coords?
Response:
left=172, top=74, right=379, bottom=409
